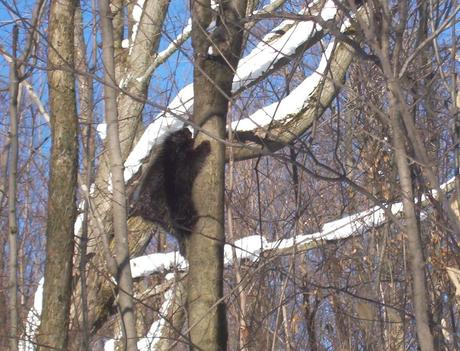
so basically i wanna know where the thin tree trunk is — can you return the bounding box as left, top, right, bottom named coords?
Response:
left=74, top=1, right=95, bottom=348
left=451, top=23, right=460, bottom=212
left=226, top=125, right=249, bottom=351
left=390, top=111, right=435, bottom=351
left=98, top=0, right=138, bottom=349
left=0, top=142, right=10, bottom=213
left=188, top=0, right=247, bottom=349
left=375, top=3, right=435, bottom=348
left=8, top=25, right=19, bottom=351
left=37, top=0, right=79, bottom=348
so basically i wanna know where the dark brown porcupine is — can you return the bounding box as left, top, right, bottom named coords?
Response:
left=129, top=128, right=210, bottom=255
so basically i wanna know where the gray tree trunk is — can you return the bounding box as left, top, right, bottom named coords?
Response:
left=188, top=0, right=247, bottom=349
left=8, top=25, right=19, bottom=351
left=74, top=1, right=95, bottom=348
left=390, top=111, right=435, bottom=351
left=99, top=0, right=138, bottom=349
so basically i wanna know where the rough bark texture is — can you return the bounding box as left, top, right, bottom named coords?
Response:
left=37, top=0, right=78, bottom=348
left=188, top=0, right=247, bottom=349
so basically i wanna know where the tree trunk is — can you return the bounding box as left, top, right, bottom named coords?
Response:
left=390, top=111, right=435, bottom=351
left=37, top=0, right=79, bottom=348
left=99, top=0, right=138, bottom=349
left=188, top=0, right=247, bottom=349
left=8, top=25, right=19, bottom=351
left=74, top=1, right=95, bottom=348
left=69, top=0, right=171, bottom=337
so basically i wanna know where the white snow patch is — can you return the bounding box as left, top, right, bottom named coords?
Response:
left=156, top=19, right=192, bottom=59
left=104, top=339, right=116, bottom=351
left=129, top=0, right=146, bottom=53
left=208, top=45, right=216, bottom=56
left=233, top=0, right=337, bottom=92
left=267, top=205, right=391, bottom=251
left=19, top=278, right=44, bottom=351
left=166, top=83, right=195, bottom=116
left=74, top=213, right=84, bottom=238
left=121, top=39, right=129, bottom=49
left=441, top=176, right=455, bottom=190
left=390, top=202, right=404, bottom=215
left=97, top=123, right=107, bottom=140
left=224, top=235, right=268, bottom=263
left=123, top=117, right=184, bottom=182
left=122, top=83, right=195, bottom=183
left=130, top=252, right=187, bottom=278
left=232, top=40, right=335, bottom=131
left=118, top=73, right=132, bottom=89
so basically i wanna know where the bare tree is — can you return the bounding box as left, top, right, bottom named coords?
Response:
left=4, top=0, right=459, bottom=350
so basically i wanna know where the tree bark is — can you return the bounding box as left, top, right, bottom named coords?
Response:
left=99, top=0, right=138, bottom=349
left=188, top=0, right=247, bottom=349
left=71, top=0, right=170, bottom=335
left=8, top=25, right=19, bottom=351
left=74, top=1, right=95, bottom=348
left=390, top=111, right=435, bottom=351
left=37, top=0, right=79, bottom=348
left=64, top=2, right=365, bottom=341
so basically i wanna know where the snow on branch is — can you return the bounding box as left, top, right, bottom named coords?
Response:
left=22, top=176, right=456, bottom=351
left=116, top=176, right=455, bottom=351
left=129, top=178, right=456, bottom=276
left=123, top=0, right=339, bottom=184
left=130, top=252, right=187, bottom=278
left=121, top=0, right=146, bottom=53
left=233, top=0, right=337, bottom=91
left=127, top=200, right=392, bottom=279
left=231, top=41, right=335, bottom=132
left=140, top=0, right=290, bottom=82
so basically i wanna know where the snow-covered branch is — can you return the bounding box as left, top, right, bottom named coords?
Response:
left=22, top=174, right=456, bottom=351
left=131, top=176, right=456, bottom=278
left=123, top=0, right=340, bottom=183
left=21, top=2, right=358, bottom=349
left=233, top=0, right=337, bottom=91
left=231, top=41, right=335, bottom=132
left=114, top=176, right=456, bottom=351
